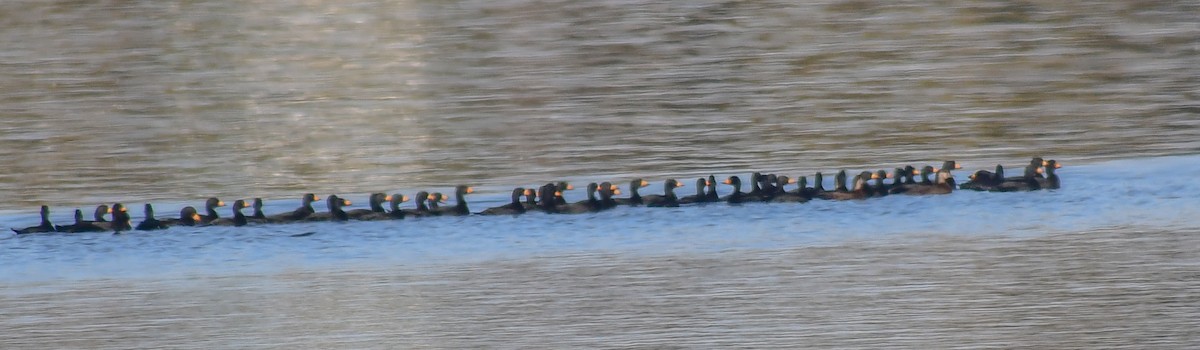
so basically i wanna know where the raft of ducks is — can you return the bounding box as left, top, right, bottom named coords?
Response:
left=11, top=157, right=1062, bottom=234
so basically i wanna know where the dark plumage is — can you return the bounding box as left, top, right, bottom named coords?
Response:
left=434, top=185, right=473, bottom=216
left=678, top=178, right=708, bottom=204
left=110, top=203, right=133, bottom=232
left=210, top=200, right=251, bottom=226
left=645, top=179, right=683, bottom=207
left=772, top=176, right=810, bottom=203
left=905, top=169, right=956, bottom=195
left=818, top=172, right=871, bottom=200
left=722, top=176, right=749, bottom=204
left=598, top=182, right=620, bottom=210
left=562, top=183, right=602, bottom=214
left=135, top=204, right=169, bottom=231
left=307, top=195, right=352, bottom=222
left=13, top=205, right=56, bottom=234
left=614, top=179, right=649, bottom=206
left=347, top=193, right=391, bottom=220
left=402, top=191, right=436, bottom=217
left=60, top=209, right=105, bottom=233
left=960, top=164, right=1005, bottom=192
left=361, top=193, right=410, bottom=220
left=268, top=193, right=320, bottom=223
left=554, top=182, right=573, bottom=206
left=1037, top=159, right=1061, bottom=189
left=197, top=197, right=225, bottom=225
left=480, top=188, right=530, bottom=216
left=997, top=164, right=1042, bottom=192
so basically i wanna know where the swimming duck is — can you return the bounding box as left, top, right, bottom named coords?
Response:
left=361, top=193, right=410, bottom=220
left=480, top=188, right=530, bottom=216
left=554, top=182, right=574, bottom=206
left=521, top=187, right=540, bottom=211
left=905, top=169, right=955, bottom=195
left=645, top=179, right=683, bottom=207
left=60, top=208, right=106, bottom=233
left=997, top=165, right=1042, bottom=192
left=598, top=182, right=621, bottom=210
left=615, top=179, right=649, bottom=206
left=678, top=178, right=709, bottom=204
left=402, top=191, right=436, bottom=217
left=818, top=172, right=871, bottom=200
left=960, top=164, right=1004, bottom=192
left=704, top=175, right=720, bottom=202
left=307, top=195, right=352, bottom=222
left=210, top=199, right=251, bottom=226
left=197, top=197, right=226, bottom=225
left=434, top=185, right=473, bottom=216
left=12, top=205, right=56, bottom=234
left=110, top=203, right=132, bottom=232
left=162, top=207, right=202, bottom=227
left=1037, top=160, right=1061, bottom=189
left=869, top=170, right=890, bottom=197
left=721, top=176, right=750, bottom=204
left=833, top=170, right=850, bottom=192
left=268, top=193, right=320, bottom=222
left=562, top=183, right=602, bottom=214
left=537, top=183, right=562, bottom=214
left=135, top=203, right=170, bottom=231
left=772, top=176, right=810, bottom=203
left=347, top=193, right=391, bottom=220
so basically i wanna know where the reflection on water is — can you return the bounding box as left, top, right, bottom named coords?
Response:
left=1, top=0, right=1198, bottom=209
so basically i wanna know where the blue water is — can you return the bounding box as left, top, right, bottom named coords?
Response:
left=3, top=155, right=1198, bottom=283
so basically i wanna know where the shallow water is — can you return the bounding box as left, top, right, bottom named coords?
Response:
left=3, top=0, right=1200, bottom=348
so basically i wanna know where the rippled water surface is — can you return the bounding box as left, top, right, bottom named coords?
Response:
left=3, top=0, right=1200, bottom=348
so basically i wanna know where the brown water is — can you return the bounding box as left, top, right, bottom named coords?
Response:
left=3, top=0, right=1200, bottom=348
left=1, top=0, right=1197, bottom=209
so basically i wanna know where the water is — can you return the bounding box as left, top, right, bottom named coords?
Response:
left=3, top=0, right=1200, bottom=348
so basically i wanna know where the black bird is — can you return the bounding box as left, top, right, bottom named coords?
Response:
left=1038, top=160, right=1061, bottom=190
left=347, top=193, right=391, bottom=220
left=60, top=209, right=106, bottom=233
left=135, top=204, right=169, bottom=231
left=833, top=170, right=850, bottom=192
left=161, top=207, right=202, bottom=227
left=13, top=205, right=56, bottom=234
left=434, top=185, right=473, bottom=216
left=960, top=164, right=1005, bottom=192
left=562, top=183, right=602, bottom=214
left=554, top=182, right=574, bottom=206
left=998, top=164, right=1043, bottom=192
left=480, top=188, right=530, bottom=216
left=615, top=179, right=649, bottom=206
left=598, top=182, right=621, bottom=210
left=818, top=172, right=872, bottom=200
left=197, top=197, right=226, bottom=225
left=210, top=199, right=251, bottom=226
left=268, top=193, right=320, bottom=223
left=802, top=172, right=825, bottom=199
left=746, top=172, right=767, bottom=201
left=307, top=195, right=352, bottom=222
left=521, top=187, right=540, bottom=211
left=868, top=170, right=890, bottom=197
left=645, top=179, right=683, bottom=207
left=110, top=203, right=132, bottom=232
left=361, top=193, right=410, bottom=220
left=251, top=198, right=266, bottom=219
left=722, top=176, right=749, bottom=204
left=678, top=178, right=709, bottom=205
left=537, top=183, right=561, bottom=213
left=402, top=191, right=436, bottom=217
left=772, top=176, right=810, bottom=203
left=704, top=175, right=720, bottom=202
left=905, top=169, right=956, bottom=195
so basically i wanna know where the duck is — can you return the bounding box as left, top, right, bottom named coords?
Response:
left=996, top=164, right=1042, bottom=192
left=1037, top=159, right=1061, bottom=189
left=818, top=172, right=871, bottom=200
left=537, top=183, right=562, bottom=214
left=833, top=170, right=850, bottom=192
left=402, top=191, right=436, bottom=217
left=110, top=203, right=132, bottom=232
left=721, top=176, right=750, bottom=204
left=678, top=178, right=709, bottom=204
left=196, top=197, right=226, bottom=225
left=554, top=182, right=574, bottom=206
left=480, top=188, right=530, bottom=216
left=13, top=205, right=57, bottom=234
left=561, top=183, right=602, bottom=214
left=427, top=193, right=445, bottom=212
left=960, top=164, right=1004, bottom=192
left=917, top=166, right=936, bottom=186
left=645, top=179, right=684, bottom=207
left=746, top=172, right=767, bottom=201
left=598, top=183, right=621, bottom=210
left=869, top=170, right=890, bottom=197
left=433, top=185, right=473, bottom=216
left=361, top=193, right=410, bottom=220
left=905, top=169, right=956, bottom=195
left=703, top=175, right=720, bottom=202
left=772, top=176, right=810, bottom=203
left=210, top=200, right=251, bottom=226
left=88, top=204, right=111, bottom=224
left=521, top=187, right=540, bottom=211
left=60, top=208, right=106, bottom=233
left=307, top=195, right=352, bottom=222
left=267, top=193, right=320, bottom=223
left=162, top=206, right=202, bottom=227
left=347, top=193, right=391, bottom=220
left=135, top=203, right=169, bottom=231
left=614, top=179, right=649, bottom=206
left=802, top=172, right=824, bottom=199
left=250, top=198, right=266, bottom=220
